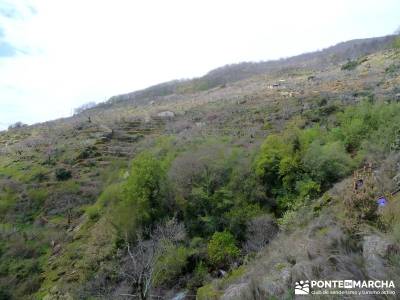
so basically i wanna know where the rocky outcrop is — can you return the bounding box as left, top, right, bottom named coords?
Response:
left=256, top=263, right=292, bottom=297
left=363, top=235, right=399, bottom=279
left=221, top=282, right=253, bottom=300
left=157, top=111, right=175, bottom=118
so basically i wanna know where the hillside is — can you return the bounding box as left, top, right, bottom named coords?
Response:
left=1, top=35, right=400, bottom=299
left=104, top=34, right=397, bottom=107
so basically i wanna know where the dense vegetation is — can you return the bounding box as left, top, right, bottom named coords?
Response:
left=1, top=37, right=400, bottom=299
left=34, top=101, right=400, bottom=298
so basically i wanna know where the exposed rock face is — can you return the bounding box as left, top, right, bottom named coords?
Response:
left=363, top=235, right=395, bottom=258
left=256, top=263, right=292, bottom=297
left=157, top=111, right=175, bottom=118
left=171, top=291, right=187, bottom=300
left=221, top=282, right=253, bottom=300
left=363, top=235, right=399, bottom=279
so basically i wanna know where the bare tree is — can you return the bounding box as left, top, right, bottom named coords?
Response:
left=121, top=218, right=185, bottom=300
left=73, top=101, right=97, bottom=115
left=244, top=214, right=278, bottom=253
left=8, top=121, right=27, bottom=130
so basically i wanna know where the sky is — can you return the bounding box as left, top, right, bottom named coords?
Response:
left=0, top=0, right=399, bottom=130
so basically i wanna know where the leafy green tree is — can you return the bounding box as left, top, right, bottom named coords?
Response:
left=207, top=231, right=240, bottom=268
left=255, top=134, right=292, bottom=193
left=335, top=102, right=379, bottom=151
left=279, top=155, right=303, bottom=192
left=224, top=203, right=262, bottom=241
left=295, top=179, right=320, bottom=205
left=302, top=141, right=353, bottom=187
left=114, top=152, right=169, bottom=239
left=153, top=245, right=190, bottom=286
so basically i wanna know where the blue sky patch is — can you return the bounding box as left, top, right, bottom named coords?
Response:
left=0, top=3, right=18, bottom=19
left=0, top=41, right=17, bottom=57
left=0, top=27, right=17, bottom=57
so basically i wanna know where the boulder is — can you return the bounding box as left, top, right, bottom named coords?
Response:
left=363, top=235, right=399, bottom=278
left=221, top=282, right=253, bottom=300
left=157, top=111, right=175, bottom=118
left=257, top=263, right=292, bottom=297
left=363, top=235, right=398, bottom=259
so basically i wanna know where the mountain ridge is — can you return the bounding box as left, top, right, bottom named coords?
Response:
left=102, top=34, right=397, bottom=108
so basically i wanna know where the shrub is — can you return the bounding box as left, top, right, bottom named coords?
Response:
left=97, top=182, right=123, bottom=207
left=224, top=203, right=263, bottom=241
left=277, top=209, right=298, bottom=230
left=392, top=36, right=400, bottom=50
left=55, top=168, right=72, bottom=181
left=31, top=172, right=48, bottom=182
left=344, top=172, right=378, bottom=231
left=28, top=189, right=48, bottom=207
left=244, top=214, right=278, bottom=252
left=255, top=134, right=291, bottom=191
left=207, top=231, right=240, bottom=268
left=153, top=245, right=190, bottom=286
left=187, top=261, right=208, bottom=290
left=19, top=274, right=42, bottom=295
left=76, top=146, right=100, bottom=160
left=0, top=191, right=16, bottom=217
left=341, top=57, right=367, bottom=71
left=295, top=179, right=320, bottom=201
left=302, top=141, right=353, bottom=187
left=86, top=205, right=101, bottom=221
left=0, top=288, right=11, bottom=300
left=385, top=64, right=400, bottom=76
left=196, top=283, right=221, bottom=300
left=381, top=195, right=400, bottom=242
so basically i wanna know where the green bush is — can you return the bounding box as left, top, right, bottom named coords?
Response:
left=344, top=173, right=378, bottom=230
left=207, top=231, right=240, bottom=268
left=393, top=36, right=400, bottom=50
left=153, top=245, right=190, bottom=286
left=27, top=189, right=48, bottom=212
left=187, top=261, right=208, bottom=289
left=254, top=102, right=400, bottom=214
left=224, top=203, right=262, bottom=241
left=302, top=141, right=353, bottom=186
left=55, top=168, right=72, bottom=181
left=86, top=205, right=101, bottom=221
left=296, top=179, right=320, bottom=202
left=385, top=64, right=400, bottom=75
left=335, top=106, right=375, bottom=151
left=97, top=183, right=123, bottom=207
left=0, top=191, right=16, bottom=217
left=76, top=146, right=100, bottom=160
left=255, top=134, right=292, bottom=191
left=112, top=151, right=170, bottom=239
left=0, top=288, right=11, bottom=300
left=196, top=283, right=221, bottom=300
left=173, top=144, right=261, bottom=239
left=341, top=57, right=367, bottom=71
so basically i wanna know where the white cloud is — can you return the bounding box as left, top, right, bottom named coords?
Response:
left=0, top=0, right=399, bottom=129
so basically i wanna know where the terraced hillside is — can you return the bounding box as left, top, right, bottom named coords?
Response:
left=1, top=36, right=400, bottom=299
